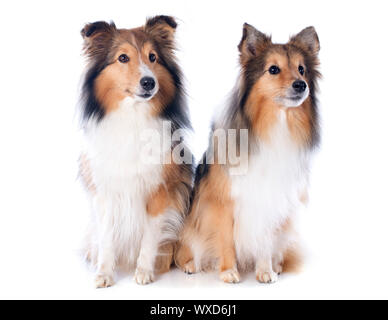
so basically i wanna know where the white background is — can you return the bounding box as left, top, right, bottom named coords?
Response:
left=1, top=0, right=387, bottom=300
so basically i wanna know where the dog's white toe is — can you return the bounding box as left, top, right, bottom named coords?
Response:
left=94, top=273, right=114, bottom=288
left=256, top=270, right=278, bottom=284
left=134, top=268, right=154, bottom=285
left=220, top=269, right=241, bottom=284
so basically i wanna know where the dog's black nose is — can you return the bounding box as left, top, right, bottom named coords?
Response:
left=140, top=77, right=156, bottom=91
left=292, top=80, right=307, bottom=93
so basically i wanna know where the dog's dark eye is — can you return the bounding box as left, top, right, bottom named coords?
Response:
left=118, top=54, right=129, bottom=63
left=149, top=53, right=156, bottom=63
left=269, top=65, right=280, bottom=75
left=298, top=66, right=305, bottom=75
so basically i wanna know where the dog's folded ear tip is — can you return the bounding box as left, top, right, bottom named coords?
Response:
left=145, top=16, right=178, bottom=42
left=81, top=21, right=116, bottom=39
left=147, top=15, right=178, bottom=29
left=160, top=15, right=178, bottom=28
left=81, top=24, right=95, bottom=38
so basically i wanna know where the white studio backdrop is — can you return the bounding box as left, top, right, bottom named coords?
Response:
left=0, top=0, right=387, bottom=299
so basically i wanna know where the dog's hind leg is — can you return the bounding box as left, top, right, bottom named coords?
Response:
left=214, top=205, right=240, bottom=284
left=155, top=242, right=174, bottom=274
left=175, top=242, right=197, bottom=274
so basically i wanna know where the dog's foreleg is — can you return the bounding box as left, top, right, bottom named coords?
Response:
left=255, top=237, right=278, bottom=284
left=134, top=215, right=164, bottom=285
left=94, top=195, right=115, bottom=288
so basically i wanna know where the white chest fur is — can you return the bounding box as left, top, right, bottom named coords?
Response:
left=231, top=111, right=310, bottom=265
left=83, top=98, right=167, bottom=265
left=85, top=97, right=165, bottom=193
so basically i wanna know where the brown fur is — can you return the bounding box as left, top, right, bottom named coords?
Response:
left=282, top=245, right=303, bottom=273
left=146, top=162, right=193, bottom=217
left=245, top=81, right=279, bottom=142
left=80, top=17, right=193, bottom=284
left=244, top=48, right=315, bottom=146
left=145, top=161, right=193, bottom=273
left=176, top=25, right=320, bottom=283
left=146, top=184, right=171, bottom=217
left=93, top=38, right=175, bottom=116
left=176, top=165, right=236, bottom=274
left=273, top=217, right=303, bottom=274
left=78, top=153, right=96, bottom=195
left=155, top=243, right=175, bottom=274
left=81, top=18, right=178, bottom=119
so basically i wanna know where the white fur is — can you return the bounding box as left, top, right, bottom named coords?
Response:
left=277, top=86, right=310, bottom=108
left=83, top=97, right=181, bottom=286
left=230, top=110, right=310, bottom=276
left=135, top=63, right=159, bottom=101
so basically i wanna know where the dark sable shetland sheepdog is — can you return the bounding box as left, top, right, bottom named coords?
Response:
left=176, top=24, right=320, bottom=283
left=78, top=16, right=193, bottom=287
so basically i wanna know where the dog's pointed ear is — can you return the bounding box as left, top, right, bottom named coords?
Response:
left=145, top=15, right=177, bottom=43
left=238, top=23, right=271, bottom=61
left=81, top=21, right=116, bottom=56
left=290, top=26, right=320, bottom=54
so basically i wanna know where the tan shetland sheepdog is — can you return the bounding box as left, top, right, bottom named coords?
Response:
left=176, top=24, right=321, bottom=283
left=78, top=16, right=193, bottom=287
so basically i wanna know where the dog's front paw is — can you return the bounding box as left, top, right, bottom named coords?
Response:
left=273, top=262, right=283, bottom=275
left=134, top=268, right=154, bottom=285
left=256, top=270, right=278, bottom=284
left=220, top=269, right=241, bottom=284
left=94, top=273, right=114, bottom=288
left=183, top=260, right=197, bottom=275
